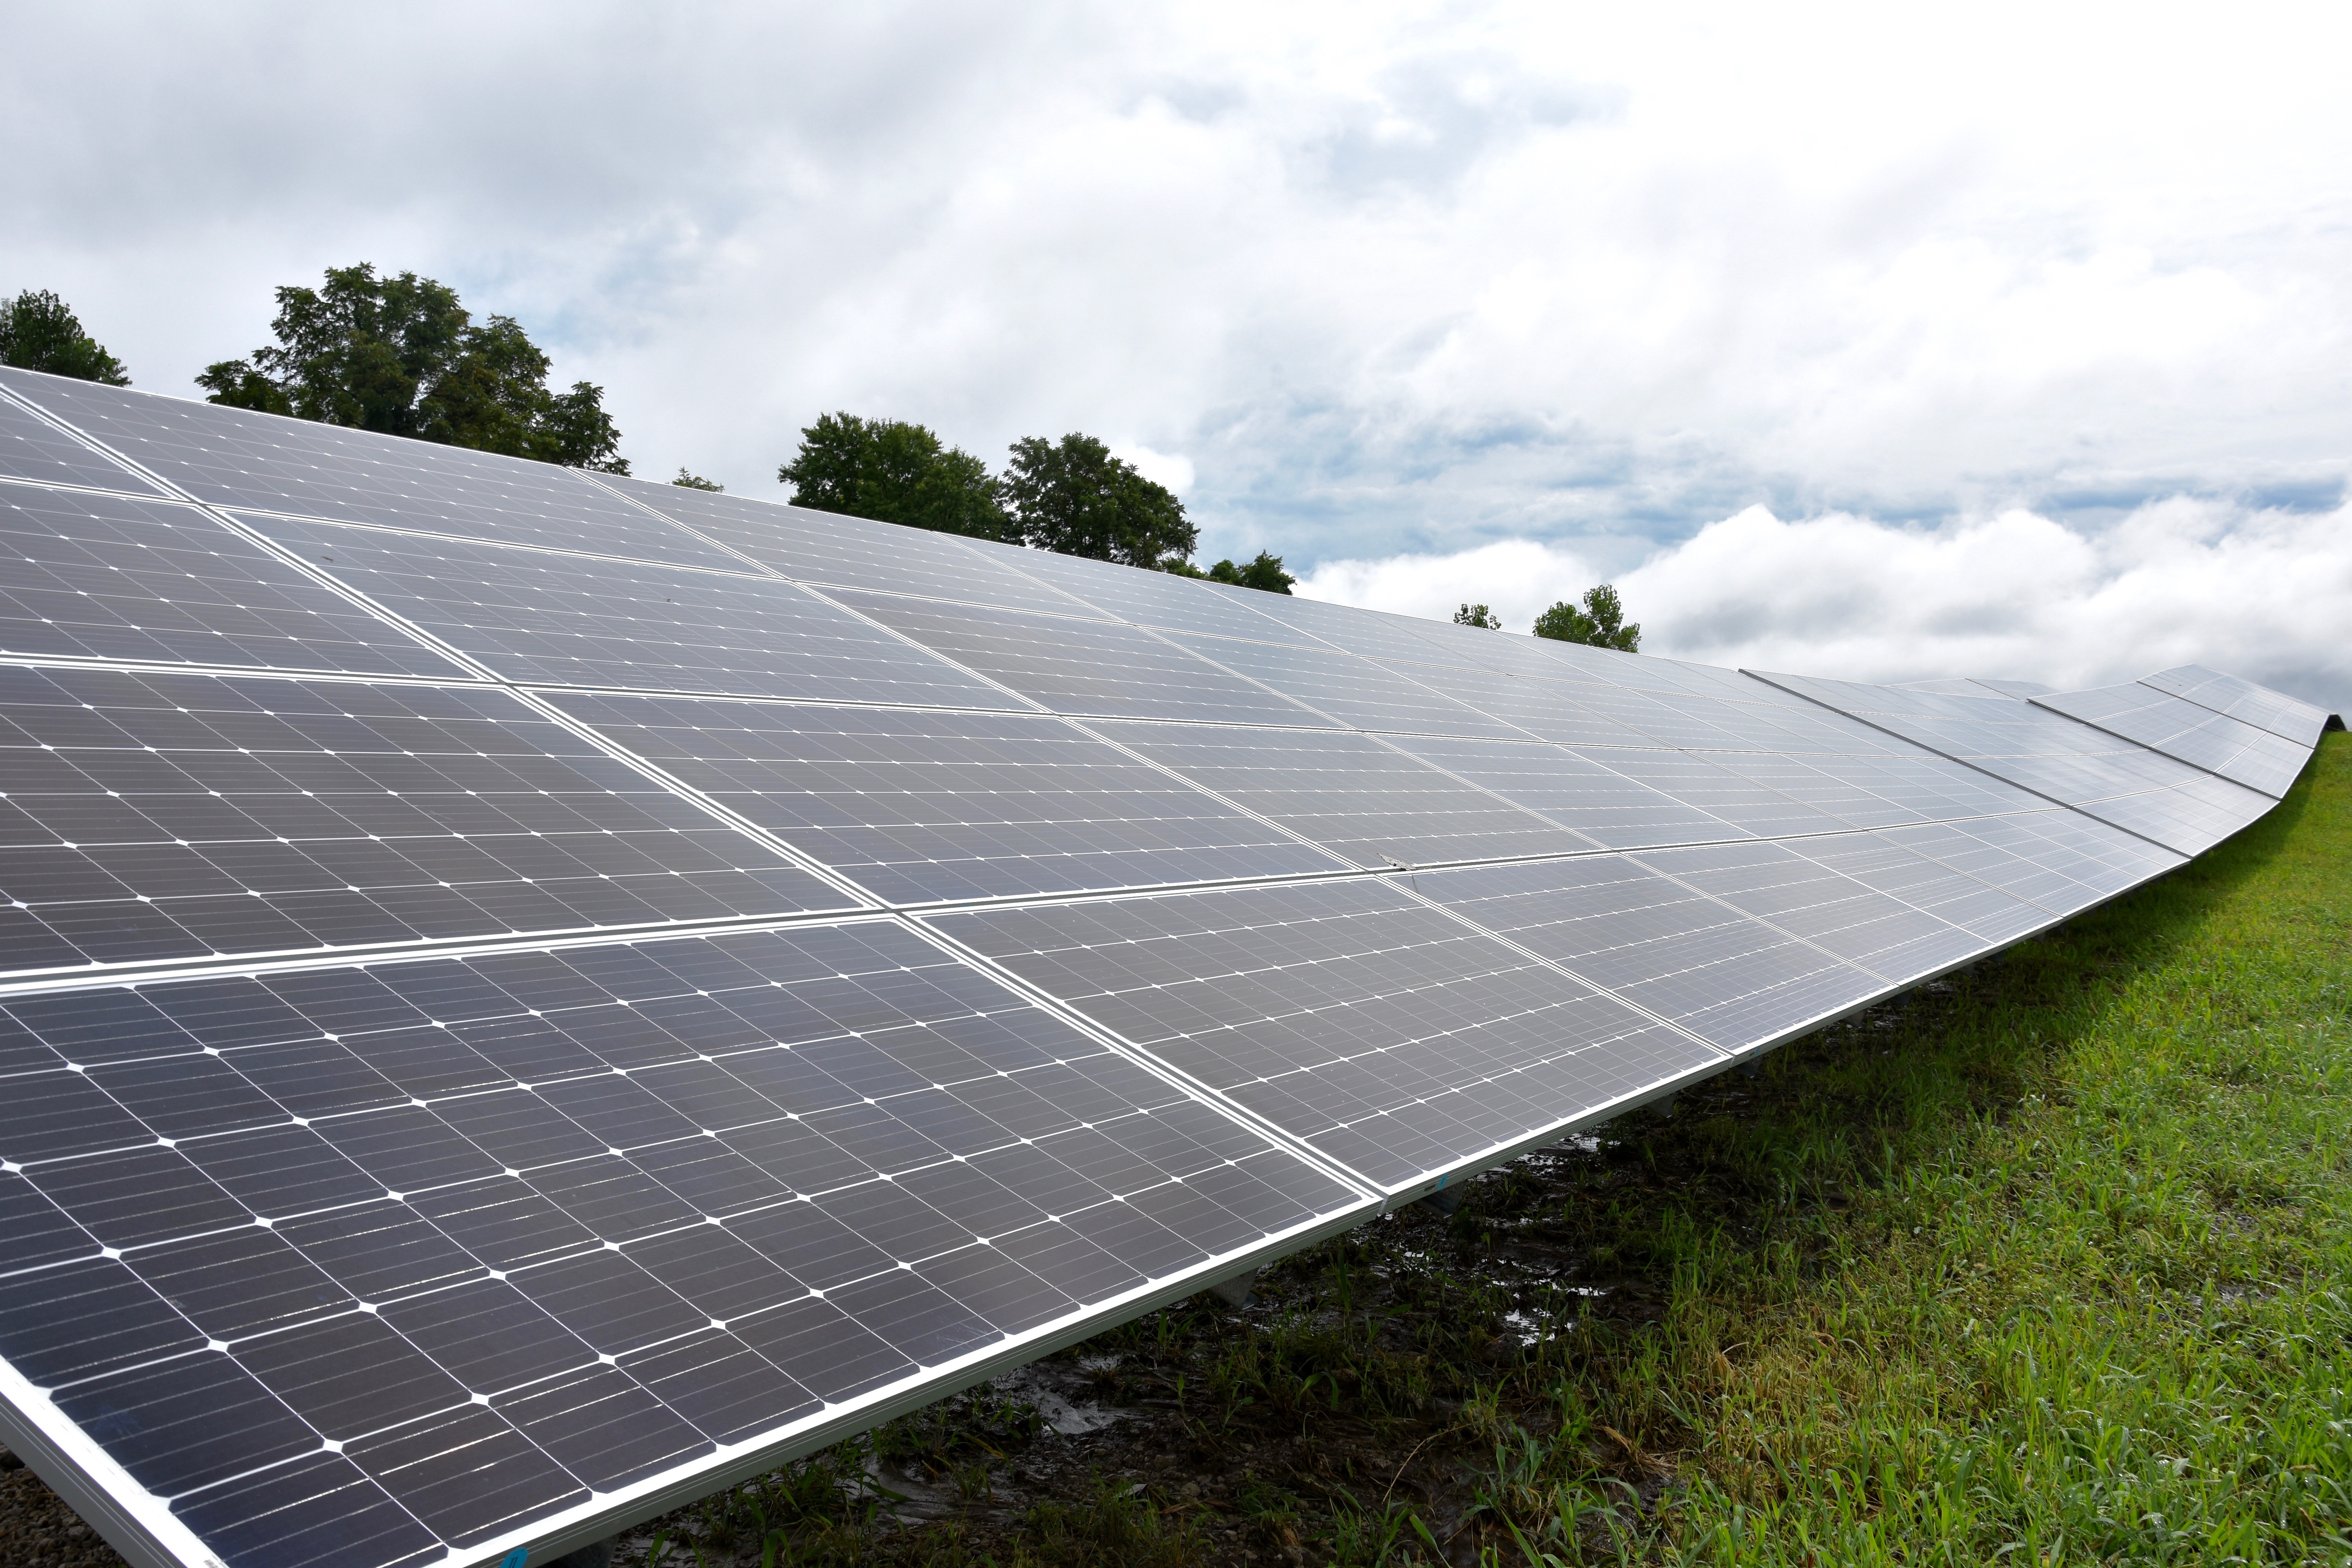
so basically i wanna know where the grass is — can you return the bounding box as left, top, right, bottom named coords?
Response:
left=620, top=732, right=2352, bottom=1567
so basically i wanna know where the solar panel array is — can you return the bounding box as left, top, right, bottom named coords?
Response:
left=0, top=364, right=2330, bottom=1568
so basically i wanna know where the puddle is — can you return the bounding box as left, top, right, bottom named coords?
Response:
left=991, top=1358, right=1136, bottom=1436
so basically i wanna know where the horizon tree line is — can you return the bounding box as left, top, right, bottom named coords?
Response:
left=1, top=274, right=1637, bottom=625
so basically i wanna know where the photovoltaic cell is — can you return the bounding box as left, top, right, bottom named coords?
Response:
left=0, top=484, right=464, bottom=677
left=1789, top=832, right=2050, bottom=946
left=974, top=543, right=1314, bottom=642
left=0, top=922, right=1363, bottom=1566
left=0, top=393, right=165, bottom=497
left=0, top=370, right=743, bottom=573
left=541, top=692, right=1350, bottom=904
left=1090, top=719, right=1590, bottom=867
left=2031, top=682, right=2314, bottom=797
left=2139, top=664, right=2334, bottom=748
left=1167, top=632, right=1533, bottom=739
left=609, top=478, right=1096, bottom=616
left=239, top=515, right=1023, bottom=707
left=1748, top=670, right=2278, bottom=855
left=1630, top=839, right=1986, bottom=982
left=1416, top=855, right=1877, bottom=1052
left=0, top=665, right=851, bottom=974
left=828, top=591, right=1331, bottom=726
left=1367, top=658, right=1662, bottom=748
left=928, top=879, right=1715, bottom=1191
left=1562, top=746, right=1853, bottom=838
left=1376, top=733, right=1741, bottom=849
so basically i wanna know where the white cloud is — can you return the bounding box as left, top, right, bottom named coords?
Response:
left=1111, top=443, right=1196, bottom=495
left=3, top=1, right=2347, bottom=637
left=1299, top=499, right=2352, bottom=715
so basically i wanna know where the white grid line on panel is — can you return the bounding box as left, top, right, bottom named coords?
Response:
left=2027, top=692, right=2294, bottom=800
left=1743, top=669, right=2199, bottom=857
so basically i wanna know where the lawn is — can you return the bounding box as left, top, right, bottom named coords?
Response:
left=622, top=730, right=2351, bottom=1566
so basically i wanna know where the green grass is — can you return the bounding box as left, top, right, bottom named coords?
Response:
left=624, top=733, right=2352, bottom=1567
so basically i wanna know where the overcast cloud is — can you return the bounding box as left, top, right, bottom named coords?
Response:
left=6, top=2, right=2347, bottom=710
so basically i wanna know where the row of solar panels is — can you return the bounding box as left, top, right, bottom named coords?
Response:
left=0, top=365, right=2331, bottom=1568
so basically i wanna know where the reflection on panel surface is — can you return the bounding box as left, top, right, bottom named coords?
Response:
left=830, top=591, right=1326, bottom=726
left=243, top=515, right=1022, bottom=707
left=1094, top=719, right=1589, bottom=867
left=0, top=923, right=1360, bottom=1564
left=0, top=484, right=465, bottom=677
left=0, top=392, right=166, bottom=495
left=610, top=479, right=1092, bottom=616
left=930, top=879, right=1714, bottom=1191
left=1, top=369, right=735, bottom=570
left=0, top=666, right=850, bottom=973
left=1418, top=855, right=1876, bottom=1052
left=546, top=693, right=1349, bottom=904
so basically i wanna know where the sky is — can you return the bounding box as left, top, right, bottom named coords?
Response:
left=7, top=2, right=2348, bottom=712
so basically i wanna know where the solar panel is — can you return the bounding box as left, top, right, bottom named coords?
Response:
left=0, top=484, right=466, bottom=677
left=1087, top=719, right=1591, bottom=867
left=1162, top=631, right=1535, bottom=739
left=604, top=478, right=1098, bottom=617
left=234, top=514, right=1027, bottom=708
left=964, top=542, right=1314, bottom=642
left=1414, top=853, right=1879, bottom=1053
left=928, top=878, right=1717, bottom=1192
left=2138, top=664, right=2334, bottom=748
left=0, top=370, right=740, bottom=573
left=0, top=367, right=2323, bottom=1568
left=827, top=591, right=1336, bottom=726
left=0, top=921, right=1366, bottom=1567
left=2031, top=682, right=2315, bottom=797
left=1630, top=838, right=1987, bottom=981
left=0, top=394, right=166, bottom=497
left=1375, top=733, right=1745, bottom=849
left=1746, top=670, right=2278, bottom=856
left=540, top=692, right=1351, bottom=904
left=0, top=665, right=854, bottom=975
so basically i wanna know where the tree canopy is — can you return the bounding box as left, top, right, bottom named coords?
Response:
left=779, top=413, right=1009, bottom=539
left=0, top=290, right=129, bottom=385
left=1002, top=434, right=1196, bottom=569
left=196, top=263, right=628, bottom=472
left=1454, top=603, right=1502, bottom=629
left=672, top=470, right=723, bottom=491
left=1533, top=583, right=1641, bottom=650
left=1207, top=550, right=1296, bottom=594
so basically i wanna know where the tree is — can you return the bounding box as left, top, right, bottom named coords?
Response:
left=1203, top=551, right=1295, bottom=593
left=1454, top=603, right=1502, bottom=629
left=672, top=470, right=723, bottom=491
left=0, top=290, right=129, bottom=385
left=1002, top=434, right=1196, bottom=569
left=779, top=412, right=1009, bottom=540
left=195, top=263, right=628, bottom=472
left=1533, top=583, right=1641, bottom=651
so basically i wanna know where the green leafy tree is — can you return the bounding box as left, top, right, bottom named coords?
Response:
left=1201, top=551, right=1295, bottom=593
left=779, top=412, right=1009, bottom=539
left=195, top=263, right=628, bottom=472
left=672, top=469, right=723, bottom=491
left=1002, top=434, right=1196, bottom=569
left=1532, top=583, right=1641, bottom=650
left=1454, top=603, right=1502, bottom=629
left=0, top=290, right=129, bottom=385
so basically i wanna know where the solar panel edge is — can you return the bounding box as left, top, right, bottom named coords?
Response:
left=0, top=909, right=1384, bottom=1568
left=0, top=1362, right=209, bottom=1568
left=432, top=1184, right=1380, bottom=1568
left=2025, top=690, right=2295, bottom=800
left=1742, top=668, right=2258, bottom=859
